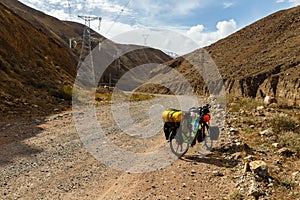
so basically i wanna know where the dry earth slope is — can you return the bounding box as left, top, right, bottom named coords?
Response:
left=0, top=2, right=77, bottom=115
left=0, top=0, right=172, bottom=116
left=137, top=6, right=300, bottom=106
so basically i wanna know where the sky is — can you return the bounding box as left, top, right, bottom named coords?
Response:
left=18, top=0, right=300, bottom=55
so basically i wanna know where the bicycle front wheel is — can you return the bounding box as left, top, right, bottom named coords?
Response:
left=169, top=130, right=189, bottom=157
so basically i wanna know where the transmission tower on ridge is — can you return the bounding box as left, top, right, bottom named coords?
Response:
left=114, top=49, right=121, bottom=70
left=142, top=34, right=149, bottom=45
left=77, top=15, right=102, bottom=70
left=67, top=0, right=71, bottom=19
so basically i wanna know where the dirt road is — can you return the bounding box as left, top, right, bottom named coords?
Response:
left=0, top=95, right=236, bottom=199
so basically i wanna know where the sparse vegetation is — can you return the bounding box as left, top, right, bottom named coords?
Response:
left=94, top=91, right=154, bottom=104
left=269, top=115, right=298, bottom=134
left=226, top=95, right=300, bottom=199
left=62, top=85, right=73, bottom=101
left=129, top=93, right=154, bottom=102
left=95, top=92, right=112, bottom=103
left=1, top=1, right=300, bottom=199
left=227, top=95, right=263, bottom=112
left=50, top=85, right=73, bottom=101
left=276, top=131, right=300, bottom=152
left=230, top=190, right=244, bottom=200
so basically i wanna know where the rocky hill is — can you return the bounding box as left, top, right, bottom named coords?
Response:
left=207, top=5, right=300, bottom=105
left=0, top=0, right=171, bottom=116
left=0, top=2, right=77, bottom=115
left=138, top=6, right=300, bottom=106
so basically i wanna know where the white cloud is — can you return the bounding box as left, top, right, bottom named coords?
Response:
left=186, top=19, right=237, bottom=47
left=216, top=19, right=237, bottom=35
left=76, top=4, right=83, bottom=11
left=130, top=0, right=206, bottom=16
left=276, top=0, right=300, bottom=5
left=223, top=2, right=234, bottom=8
left=18, top=0, right=238, bottom=52
left=171, top=0, right=201, bottom=15
left=186, top=24, right=205, bottom=37
left=48, top=9, right=70, bottom=19
left=19, top=0, right=45, bottom=11
left=111, top=28, right=200, bottom=55
left=126, top=0, right=210, bottom=27
left=289, top=0, right=300, bottom=5
left=48, top=0, right=62, bottom=4
left=99, top=20, right=136, bottom=38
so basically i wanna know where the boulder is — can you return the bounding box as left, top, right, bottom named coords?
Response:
left=292, top=171, right=300, bottom=186
left=271, top=143, right=279, bottom=148
left=278, top=147, right=295, bottom=156
left=256, top=106, right=265, bottom=111
left=212, top=170, right=224, bottom=177
left=230, top=127, right=239, bottom=134
left=249, top=160, right=269, bottom=178
left=259, top=128, right=273, bottom=136
left=264, top=96, right=277, bottom=105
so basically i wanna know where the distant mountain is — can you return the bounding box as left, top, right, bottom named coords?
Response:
left=162, top=50, right=179, bottom=58
left=137, top=6, right=300, bottom=106
left=0, top=0, right=172, bottom=115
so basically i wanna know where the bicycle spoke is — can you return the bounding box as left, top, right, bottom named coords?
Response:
left=169, top=131, right=189, bottom=157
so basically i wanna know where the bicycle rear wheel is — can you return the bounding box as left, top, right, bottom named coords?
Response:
left=169, top=130, right=189, bottom=157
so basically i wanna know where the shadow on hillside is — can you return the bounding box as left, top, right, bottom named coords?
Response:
left=0, top=117, right=45, bottom=166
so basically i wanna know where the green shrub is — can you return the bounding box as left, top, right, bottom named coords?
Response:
left=95, top=92, right=111, bottom=102
left=62, top=85, right=73, bottom=100
left=270, top=115, right=298, bottom=134
left=277, top=131, right=300, bottom=152
left=50, top=85, right=73, bottom=101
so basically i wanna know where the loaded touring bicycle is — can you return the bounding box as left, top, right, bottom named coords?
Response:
left=162, top=104, right=214, bottom=157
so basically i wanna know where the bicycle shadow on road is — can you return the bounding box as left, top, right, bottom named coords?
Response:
left=182, top=152, right=240, bottom=168
left=181, top=142, right=255, bottom=168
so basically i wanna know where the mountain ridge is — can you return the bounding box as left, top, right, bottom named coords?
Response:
left=137, top=5, right=300, bottom=106
left=0, top=0, right=172, bottom=115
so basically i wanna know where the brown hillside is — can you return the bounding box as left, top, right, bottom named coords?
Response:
left=0, top=2, right=76, bottom=116
left=2, top=0, right=172, bottom=89
left=1, top=0, right=88, bottom=55
left=138, top=6, right=300, bottom=106
left=206, top=5, right=300, bottom=104
left=95, top=43, right=172, bottom=90
left=0, top=1, right=172, bottom=116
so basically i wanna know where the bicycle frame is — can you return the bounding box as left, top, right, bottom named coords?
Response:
left=167, top=104, right=211, bottom=157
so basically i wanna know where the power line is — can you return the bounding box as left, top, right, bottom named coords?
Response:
left=105, top=0, right=132, bottom=35
left=67, top=0, right=131, bottom=36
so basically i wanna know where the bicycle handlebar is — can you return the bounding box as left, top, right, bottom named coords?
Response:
left=189, top=104, right=211, bottom=113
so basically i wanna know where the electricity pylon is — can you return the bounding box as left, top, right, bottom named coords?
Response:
left=142, top=34, right=149, bottom=45
left=77, top=15, right=101, bottom=70
left=73, top=15, right=101, bottom=88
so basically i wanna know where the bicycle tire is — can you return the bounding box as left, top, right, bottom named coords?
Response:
left=169, top=130, right=189, bottom=157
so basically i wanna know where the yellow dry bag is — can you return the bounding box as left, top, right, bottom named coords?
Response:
left=162, top=109, right=182, bottom=122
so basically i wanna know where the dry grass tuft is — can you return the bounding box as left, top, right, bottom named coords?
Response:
left=269, top=115, right=298, bottom=134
